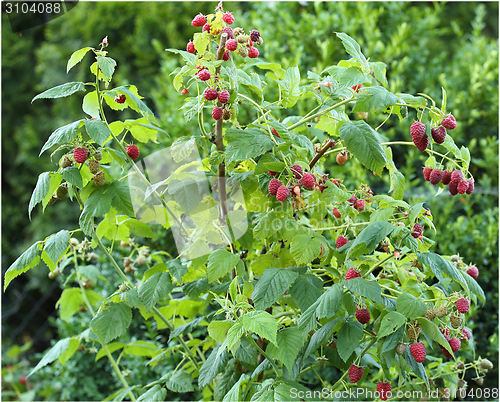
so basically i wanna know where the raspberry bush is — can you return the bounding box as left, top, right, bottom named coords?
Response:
left=4, top=4, right=491, bottom=401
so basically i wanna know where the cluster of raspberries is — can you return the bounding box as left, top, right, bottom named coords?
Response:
left=202, top=88, right=231, bottom=120
left=410, top=113, right=457, bottom=152
left=188, top=12, right=263, bottom=60
left=267, top=164, right=315, bottom=202
left=423, top=167, right=474, bottom=196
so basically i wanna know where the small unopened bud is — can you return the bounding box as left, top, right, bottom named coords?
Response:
left=101, top=36, right=109, bottom=47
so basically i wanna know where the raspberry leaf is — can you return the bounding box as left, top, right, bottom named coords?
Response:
left=339, top=121, right=387, bottom=176
left=240, top=311, right=278, bottom=345
left=208, top=321, right=234, bottom=343
left=206, top=249, right=241, bottom=283
left=402, top=347, right=429, bottom=387
left=416, top=317, right=453, bottom=354
left=170, top=136, right=196, bottom=163
left=32, top=82, right=85, bottom=103
left=28, top=337, right=72, bottom=377
left=225, top=128, right=274, bottom=166
left=67, top=47, right=93, bottom=73
left=4, top=241, right=42, bottom=291
left=335, top=32, right=370, bottom=74
left=96, top=56, right=117, bottom=80
left=417, top=252, right=470, bottom=295
left=352, top=86, right=398, bottom=113
left=316, top=283, right=344, bottom=319
left=276, top=66, right=301, bottom=108
left=377, top=311, right=406, bottom=339
left=90, top=302, right=132, bottom=345
left=336, top=320, right=364, bottom=362
left=43, top=230, right=70, bottom=265
left=226, top=322, right=244, bottom=352
left=304, top=318, right=343, bottom=357
left=346, top=221, right=394, bottom=259
left=165, top=370, right=194, bottom=393
left=39, top=120, right=84, bottom=156
left=267, top=327, right=304, bottom=372
left=289, top=274, right=323, bottom=312
left=82, top=91, right=100, bottom=117
left=137, top=384, right=166, bottom=402
left=290, top=234, right=322, bottom=265
left=344, top=278, right=382, bottom=304
left=338, top=66, right=370, bottom=89
left=395, top=292, right=427, bottom=319
left=138, top=272, right=173, bottom=309
left=29, top=172, right=50, bottom=218
left=251, top=268, right=299, bottom=310
left=84, top=119, right=112, bottom=146
left=459, top=270, right=485, bottom=303
left=57, top=287, right=103, bottom=322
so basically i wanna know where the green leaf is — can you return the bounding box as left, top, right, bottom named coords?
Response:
left=40, top=120, right=83, bottom=155
left=297, top=300, right=319, bottom=334
left=396, top=292, right=427, bottom=319
left=166, top=370, right=194, bottom=393
left=110, top=181, right=134, bottom=216
left=193, top=31, right=210, bottom=55
left=290, top=234, right=321, bottom=265
left=223, top=373, right=249, bottom=402
left=58, top=337, right=81, bottom=365
left=28, top=338, right=71, bottom=377
left=370, top=62, right=388, bottom=87
left=459, top=271, right=485, bottom=303
left=252, top=268, right=299, bottom=310
left=346, top=221, right=394, bottom=259
left=441, top=134, right=462, bottom=160
left=114, top=86, right=157, bottom=124
left=240, top=311, right=278, bottom=345
left=43, top=230, right=70, bottom=265
left=276, top=66, right=301, bottom=108
left=227, top=322, right=245, bottom=351
left=267, top=327, right=304, bottom=372
left=385, top=147, right=405, bottom=200
left=377, top=311, right=406, bottom=339
left=397, top=93, right=427, bottom=109
left=225, top=128, right=274, bottom=165
left=207, top=249, right=241, bottom=283
left=167, top=178, right=203, bottom=214
left=167, top=260, right=188, bottom=283
left=29, top=172, right=50, bottom=219
left=32, top=82, right=85, bottom=103
left=170, top=136, right=196, bottom=163
left=96, top=56, right=117, bottom=79
left=4, top=242, right=41, bottom=290
left=338, top=66, right=370, bottom=88
left=344, top=278, right=382, bottom=304
left=316, top=283, right=344, bottom=319
left=336, top=320, right=364, bottom=362
left=353, top=86, right=398, bottom=113
left=61, top=167, right=83, bottom=188
left=67, top=47, right=93, bottom=72
left=137, top=384, right=166, bottom=402
left=123, top=340, right=158, bottom=357
left=169, top=317, right=204, bottom=341
left=289, top=274, right=323, bottom=312
left=199, top=345, right=230, bottom=388
left=335, top=32, right=370, bottom=73
left=402, top=348, right=429, bottom=386
left=416, top=317, right=453, bottom=354
left=84, top=119, right=112, bottom=146
left=417, top=253, right=469, bottom=294
left=339, top=121, right=387, bottom=176
left=82, top=91, right=100, bottom=118
left=95, top=342, right=125, bottom=362
left=214, top=368, right=240, bottom=401
left=381, top=326, right=404, bottom=353
left=79, top=188, right=112, bottom=235
left=124, top=118, right=160, bottom=143
left=90, top=303, right=132, bottom=344
left=138, top=272, right=173, bottom=309
left=304, top=318, right=343, bottom=356
left=208, top=321, right=234, bottom=343
left=124, top=219, right=155, bottom=238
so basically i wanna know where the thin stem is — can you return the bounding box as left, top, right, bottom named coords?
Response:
left=363, top=254, right=394, bottom=278
left=94, top=233, right=130, bottom=284
left=246, top=334, right=280, bottom=376
left=380, top=284, right=402, bottom=294
left=309, top=139, right=335, bottom=169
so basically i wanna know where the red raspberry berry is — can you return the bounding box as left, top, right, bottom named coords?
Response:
left=348, top=195, right=358, bottom=207
left=221, top=27, right=234, bottom=40
left=276, top=186, right=290, bottom=202
left=204, top=88, right=219, bottom=101
left=440, top=326, right=451, bottom=341
left=345, top=267, right=361, bottom=280
left=226, top=39, right=238, bottom=51
left=202, top=23, right=211, bottom=33
left=337, top=236, right=349, bottom=249
left=332, top=207, right=341, bottom=219
left=410, top=342, right=426, bottom=363
left=223, top=50, right=230, bottom=61
left=431, top=126, right=447, bottom=144
left=448, top=181, right=459, bottom=196
left=450, top=169, right=464, bottom=184
left=457, top=180, right=469, bottom=194
left=19, top=376, right=27, bottom=385
left=352, top=84, right=363, bottom=93
left=73, top=147, right=88, bottom=163
left=377, top=382, right=392, bottom=401
left=212, top=107, right=223, bottom=120
left=441, top=113, right=457, bottom=130
left=114, top=94, right=126, bottom=104
left=348, top=364, right=363, bottom=383
left=449, top=337, right=461, bottom=352
left=466, top=178, right=474, bottom=194
left=126, top=144, right=140, bottom=160
left=187, top=41, right=195, bottom=53
left=300, top=173, right=316, bottom=190
left=268, top=170, right=276, bottom=176
left=291, top=164, right=303, bottom=179
left=218, top=90, right=230, bottom=104
left=410, top=121, right=429, bottom=151
left=355, top=308, right=370, bottom=324
left=222, top=12, right=234, bottom=24
left=442, top=346, right=453, bottom=359
left=268, top=178, right=282, bottom=196
left=411, top=223, right=423, bottom=238
left=191, top=13, right=207, bottom=27
left=248, top=47, right=259, bottom=58
left=249, top=29, right=260, bottom=42
left=456, top=298, right=470, bottom=314
left=462, top=328, right=472, bottom=340
left=198, top=69, right=211, bottom=81
left=441, top=170, right=452, bottom=185
left=467, top=265, right=479, bottom=279
left=429, top=169, right=443, bottom=185
left=181, top=87, right=189, bottom=95
left=271, top=127, right=280, bottom=138
left=354, top=199, right=366, bottom=211
left=423, top=167, right=432, bottom=181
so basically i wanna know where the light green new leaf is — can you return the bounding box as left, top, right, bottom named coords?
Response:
left=58, top=337, right=81, bottom=366
left=40, top=120, right=83, bottom=155
left=43, top=230, right=70, bottom=265
left=138, top=272, right=173, bottom=309
left=170, top=136, right=196, bottom=163
left=290, top=234, right=321, bottom=265
left=28, top=172, right=50, bottom=219
left=207, top=249, right=241, bottom=283
left=82, top=91, right=100, bottom=118
left=28, top=337, right=71, bottom=377
left=227, top=322, right=245, bottom=351
left=241, top=311, right=278, bottom=345
left=90, top=303, right=132, bottom=344
left=252, top=268, right=298, bottom=310
left=347, top=221, right=394, bottom=259
left=276, top=66, right=301, bottom=108
left=225, top=128, right=274, bottom=165
left=208, top=321, right=234, bottom=343
left=85, top=119, right=112, bottom=146
left=339, top=121, right=387, bottom=176
left=335, top=32, right=370, bottom=73
left=123, top=340, right=158, bottom=357
left=396, top=292, right=427, bottom=319
left=385, top=147, right=405, bottom=200
left=336, top=320, right=364, bottom=362
left=377, top=311, right=406, bottom=339
left=4, top=241, right=42, bottom=291
left=267, top=327, right=304, bottom=372
left=32, top=82, right=85, bottom=103
left=67, top=47, right=93, bottom=72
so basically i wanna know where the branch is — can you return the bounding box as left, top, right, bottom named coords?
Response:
left=309, top=139, right=335, bottom=169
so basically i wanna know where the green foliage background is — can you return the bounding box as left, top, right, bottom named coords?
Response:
left=2, top=1, right=498, bottom=400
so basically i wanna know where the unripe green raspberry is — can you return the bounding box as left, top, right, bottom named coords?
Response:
left=60, top=156, right=73, bottom=169
left=237, top=35, right=248, bottom=44
left=450, top=313, right=462, bottom=329
left=88, top=160, right=100, bottom=175
left=396, top=343, right=407, bottom=355
left=56, top=185, right=68, bottom=199
left=94, top=150, right=102, bottom=161
left=424, top=309, right=436, bottom=320
left=480, top=359, right=493, bottom=370
left=436, top=305, right=449, bottom=318
left=238, top=47, right=249, bottom=58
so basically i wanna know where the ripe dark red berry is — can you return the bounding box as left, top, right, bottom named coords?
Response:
left=377, top=382, right=392, bottom=401
left=187, top=41, right=195, bottom=53
left=221, top=27, right=234, bottom=40
left=354, top=199, right=366, bottom=211
left=431, top=126, right=447, bottom=144
left=429, top=169, right=443, bottom=185
left=271, top=127, right=280, bottom=138
left=345, top=267, right=361, bottom=280
left=191, top=13, right=207, bottom=27
left=348, top=364, right=364, bottom=383
left=332, top=207, right=341, bottom=219
left=462, top=328, right=472, bottom=340
left=441, top=170, right=452, bottom=185
left=442, top=345, right=453, bottom=359
left=337, top=236, right=349, bottom=249
left=268, top=170, right=276, bottom=177
left=348, top=195, right=357, bottom=207
left=448, top=181, right=459, bottom=196
left=355, top=308, right=370, bottom=324
left=198, top=69, right=211, bottom=81
left=450, top=169, right=464, bottom=184
left=276, top=186, right=290, bottom=202
left=449, top=337, right=461, bottom=352
left=466, top=178, right=475, bottom=194
left=204, top=88, right=219, bottom=101
left=291, top=164, right=303, bottom=179
left=202, top=23, right=211, bottom=33
left=411, top=223, right=423, bottom=238
left=300, top=173, right=315, bottom=190
left=248, top=47, right=259, bottom=58
left=268, top=178, right=282, bottom=196
left=467, top=265, right=479, bottom=279
left=114, top=94, right=126, bottom=104
left=441, top=113, right=457, bottom=130
left=410, top=121, right=429, bottom=151
left=457, top=180, right=469, bottom=194
left=222, top=12, right=234, bottom=24
left=456, top=298, right=470, bottom=314
left=218, top=90, right=230, bottom=104
left=423, top=167, right=432, bottom=181
left=249, top=29, right=260, bottom=42
left=73, top=147, right=88, bottom=163
left=223, top=50, right=230, bottom=61
left=226, top=39, right=238, bottom=51
left=126, top=144, right=140, bottom=160
left=410, top=342, right=426, bottom=363
left=19, top=376, right=27, bottom=385
left=212, top=107, right=223, bottom=120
